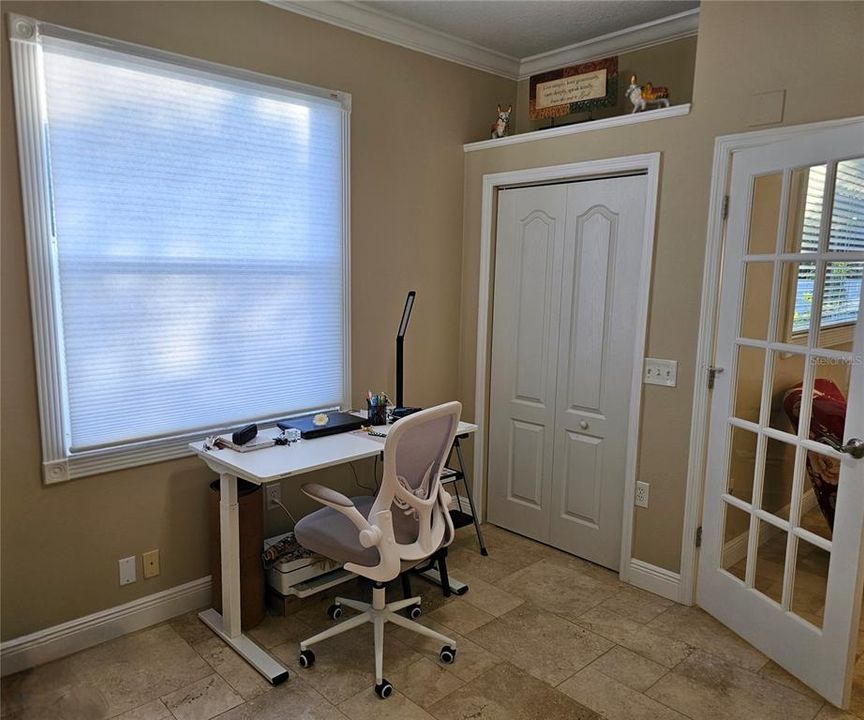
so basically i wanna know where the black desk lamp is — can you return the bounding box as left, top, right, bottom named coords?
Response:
left=391, top=291, right=421, bottom=420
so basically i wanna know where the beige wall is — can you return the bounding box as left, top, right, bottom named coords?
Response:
left=0, top=1, right=514, bottom=640
left=459, top=1, right=864, bottom=573
left=514, top=36, right=698, bottom=134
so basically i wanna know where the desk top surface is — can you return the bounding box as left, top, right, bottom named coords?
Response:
left=189, top=415, right=477, bottom=484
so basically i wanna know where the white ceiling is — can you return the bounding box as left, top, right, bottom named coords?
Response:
left=270, top=1, right=700, bottom=79
left=360, top=1, right=699, bottom=59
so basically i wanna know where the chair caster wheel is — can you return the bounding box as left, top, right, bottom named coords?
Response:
left=327, top=604, right=342, bottom=620
left=374, top=679, right=393, bottom=699
left=439, top=645, right=457, bottom=664
left=298, top=649, right=315, bottom=668
left=407, top=604, right=422, bottom=619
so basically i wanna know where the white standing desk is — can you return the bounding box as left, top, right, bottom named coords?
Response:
left=188, top=417, right=477, bottom=684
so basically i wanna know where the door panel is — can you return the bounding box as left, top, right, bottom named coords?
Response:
left=549, top=177, right=647, bottom=569
left=487, top=185, right=566, bottom=541
left=561, top=430, right=602, bottom=525
left=509, top=419, right=546, bottom=507
left=698, top=120, right=864, bottom=707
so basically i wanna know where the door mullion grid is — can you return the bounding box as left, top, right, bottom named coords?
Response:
left=781, top=445, right=807, bottom=610
left=744, top=429, right=768, bottom=588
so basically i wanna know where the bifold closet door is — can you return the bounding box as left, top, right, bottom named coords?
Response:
left=487, top=184, right=567, bottom=543
left=487, top=176, right=647, bottom=570
left=548, top=177, right=647, bottom=570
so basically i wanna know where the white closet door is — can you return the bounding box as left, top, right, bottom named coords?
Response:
left=487, top=185, right=567, bottom=542
left=548, top=177, right=647, bottom=570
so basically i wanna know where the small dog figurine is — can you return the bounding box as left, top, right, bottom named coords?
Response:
left=491, top=104, right=512, bottom=138
left=626, top=75, right=670, bottom=113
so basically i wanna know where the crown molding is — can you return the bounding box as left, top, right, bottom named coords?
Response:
left=265, top=0, right=521, bottom=79
left=518, top=8, right=700, bottom=80
left=265, top=2, right=699, bottom=82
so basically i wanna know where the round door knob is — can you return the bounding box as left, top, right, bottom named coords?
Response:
left=579, top=420, right=589, bottom=430
left=841, top=438, right=864, bottom=460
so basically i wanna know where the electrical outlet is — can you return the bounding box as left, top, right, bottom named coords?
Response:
left=118, top=556, right=137, bottom=586
left=142, top=549, right=160, bottom=579
left=266, top=483, right=282, bottom=511
left=644, top=358, right=678, bottom=387
left=635, top=481, right=650, bottom=508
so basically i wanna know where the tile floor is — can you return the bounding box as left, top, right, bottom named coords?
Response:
left=4, top=523, right=864, bottom=720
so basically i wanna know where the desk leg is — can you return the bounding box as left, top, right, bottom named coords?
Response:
left=199, top=472, right=289, bottom=685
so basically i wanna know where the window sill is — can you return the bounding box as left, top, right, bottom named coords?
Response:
left=463, top=103, right=691, bottom=153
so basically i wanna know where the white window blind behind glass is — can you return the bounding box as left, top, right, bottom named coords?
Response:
left=42, top=37, right=346, bottom=451
left=793, top=159, right=864, bottom=334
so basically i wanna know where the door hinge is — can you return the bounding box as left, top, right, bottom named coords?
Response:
left=721, top=195, right=729, bottom=220
left=707, top=365, right=724, bottom=390
left=696, top=526, right=703, bottom=548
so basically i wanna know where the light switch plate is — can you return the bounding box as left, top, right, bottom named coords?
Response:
left=644, top=358, right=678, bottom=387
left=118, top=556, right=136, bottom=586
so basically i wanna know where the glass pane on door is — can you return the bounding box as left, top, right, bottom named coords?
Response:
left=784, top=165, right=826, bottom=253
left=829, top=158, right=864, bottom=252
left=791, top=538, right=831, bottom=629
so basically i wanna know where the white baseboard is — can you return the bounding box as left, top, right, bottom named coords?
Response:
left=1, top=576, right=212, bottom=677
left=628, top=559, right=682, bottom=603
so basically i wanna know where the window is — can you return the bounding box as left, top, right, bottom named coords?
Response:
left=784, top=158, right=864, bottom=345
left=9, top=16, right=351, bottom=482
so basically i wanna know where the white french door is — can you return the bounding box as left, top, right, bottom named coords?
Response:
left=487, top=175, right=647, bottom=569
left=699, top=120, right=864, bottom=706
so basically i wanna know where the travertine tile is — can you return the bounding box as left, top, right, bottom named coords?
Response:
left=426, top=598, right=495, bottom=635
left=559, top=667, right=688, bottom=720
left=759, top=660, right=822, bottom=701
left=646, top=651, right=823, bottom=720
left=113, top=699, right=172, bottom=719
left=338, top=688, right=435, bottom=720
left=646, top=605, right=767, bottom=671
left=169, top=610, right=214, bottom=647
left=468, top=603, right=612, bottom=686
left=210, top=676, right=346, bottom=720
left=194, top=636, right=273, bottom=700
left=70, top=624, right=212, bottom=717
left=598, top=585, right=675, bottom=624
left=495, top=559, right=618, bottom=621
left=389, top=618, right=503, bottom=683
left=388, top=657, right=465, bottom=708
left=587, top=645, right=668, bottom=692
left=815, top=705, right=858, bottom=719
left=0, top=656, right=106, bottom=720
left=271, top=622, right=420, bottom=704
left=575, top=603, right=697, bottom=672
left=445, top=546, right=526, bottom=585
left=452, top=573, right=524, bottom=618
left=161, top=674, right=243, bottom=720
left=428, top=662, right=600, bottom=720
left=245, top=612, right=312, bottom=650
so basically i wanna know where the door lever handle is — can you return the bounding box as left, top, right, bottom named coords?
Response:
left=819, top=436, right=864, bottom=460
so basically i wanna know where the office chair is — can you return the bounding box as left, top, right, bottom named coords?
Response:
left=293, top=401, right=461, bottom=699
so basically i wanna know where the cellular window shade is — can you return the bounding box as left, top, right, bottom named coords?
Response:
left=41, top=38, right=347, bottom=451
left=793, top=160, right=864, bottom=333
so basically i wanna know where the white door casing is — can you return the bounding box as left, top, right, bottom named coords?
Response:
left=487, top=175, right=648, bottom=569
left=698, top=120, right=864, bottom=707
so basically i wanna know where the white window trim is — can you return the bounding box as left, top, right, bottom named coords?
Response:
left=8, top=14, right=352, bottom=484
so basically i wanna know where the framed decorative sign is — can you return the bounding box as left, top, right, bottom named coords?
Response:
left=529, top=56, right=618, bottom=120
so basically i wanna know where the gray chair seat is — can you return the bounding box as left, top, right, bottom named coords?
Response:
left=295, top=495, right=425, bottom=568
left=295, top=495, right=379, bottom=567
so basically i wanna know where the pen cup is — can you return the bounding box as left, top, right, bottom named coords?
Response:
left=367, top=399, right=388, bottom=426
